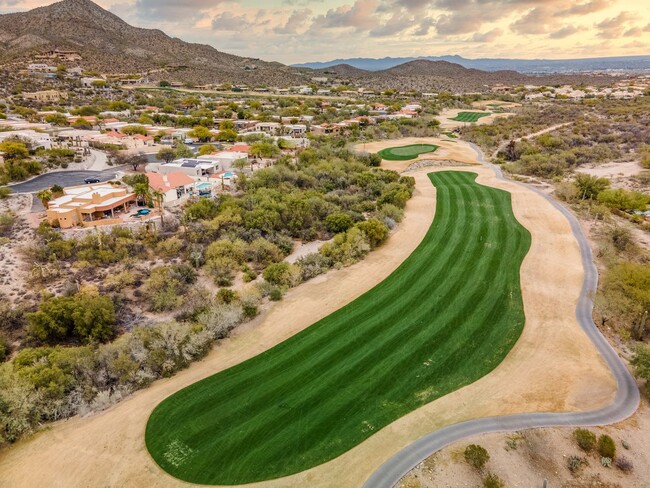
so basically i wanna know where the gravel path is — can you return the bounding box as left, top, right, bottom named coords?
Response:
left=363, top=143, right=640, bottom=488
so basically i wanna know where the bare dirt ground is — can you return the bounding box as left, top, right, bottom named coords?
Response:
left=437, top=108, right=516, bottom=130
left=576, top=161, right=643, bottom=179
left=0, top=139, right=617, bottom=488
left=0, top=194, right=34, bottom=301
left=400, top=402, right=650, bottom=488
left=471, top=100, right=522, bottom=110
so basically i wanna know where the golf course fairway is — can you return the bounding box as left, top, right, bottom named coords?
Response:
left=145, top=171, right=532, bottom=485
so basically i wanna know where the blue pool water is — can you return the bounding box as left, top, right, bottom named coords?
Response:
left=223, top=172, right=235, bottom=178
left=196, top=182, right=212, bottom=190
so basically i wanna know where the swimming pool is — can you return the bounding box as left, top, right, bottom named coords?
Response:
left=196, top=182, right=212, bottom=190
left=223, top=172, right=235, bottom=178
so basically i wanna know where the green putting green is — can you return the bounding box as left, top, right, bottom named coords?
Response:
left=450, top=112, right=491, bottom=123
left=378, top=143, right=439, bottom=161
left=146, top=171, right=531, bottom=485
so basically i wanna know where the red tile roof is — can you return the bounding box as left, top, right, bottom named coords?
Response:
left=146, top=172, right=195, bottom=191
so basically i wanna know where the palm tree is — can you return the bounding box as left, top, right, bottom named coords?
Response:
left=35, top=189, right=53, bottom=209
left=151, top=188, right=165, bottom=226
left=133, top=182, right=151, bottom=207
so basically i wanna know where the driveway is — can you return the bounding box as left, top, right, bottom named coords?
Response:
left=6, top=168, right=121, bottom=193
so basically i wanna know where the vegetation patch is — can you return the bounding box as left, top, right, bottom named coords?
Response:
left=145, top=171, right=531, bottom=484
left=450, top=112, right=491, bottom=123
left=378, top=143, right=439, bottom=161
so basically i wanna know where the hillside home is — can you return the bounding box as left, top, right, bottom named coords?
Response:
left=81, top=77, right=105, bottom=87
left=199, top=146, right=249, bottom=170
left=0, top=130, right=53, bottom=150
left=46, top=184, right=136, bottom=229
left=27, top=63, right=55, bottom=72
left=283, top=124, right=307, bottom=136
left=146, top=158, right=219, bottom=180
left=22, top=90, right=67, bottom=102
left=36, top=50, right=82, bottom=61
left=254, top=122, right=282, bottom=135
left=146, top=172, right=195, bottom=204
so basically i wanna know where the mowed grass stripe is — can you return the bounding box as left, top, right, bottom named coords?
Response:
left=146, top=171, right=531, bottom=484
left=450, top=112, right=491, bottom=123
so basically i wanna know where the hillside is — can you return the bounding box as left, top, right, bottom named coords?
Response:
left=314, top=63, right=370, bottom=78
left=0, top=0, right=303, bottom=86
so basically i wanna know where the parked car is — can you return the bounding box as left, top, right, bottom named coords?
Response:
left=84, top=177, right=101, bottom=184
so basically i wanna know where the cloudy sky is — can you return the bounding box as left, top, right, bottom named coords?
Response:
left=1, top=0, right=649, bottom=64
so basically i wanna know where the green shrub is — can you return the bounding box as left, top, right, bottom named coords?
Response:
left=26, top=291, right=116, bottom=344
left=0, top=335, right=10, bottom=362
left=269, top=287, right=283, bottom=301
left=598, top=434, right=616, bottom=459
left=464, top=444, right=490, bottom=470
left=483, top=472, right=504, bottom=488
left=0, top=187, right=11, bottom=199
left=325, top=212, right=355, bottom=233
left=574, top=428, right=597, bottom=452
left=216, top=288, right=238, bottom=304
left=567, top=455, right=586, bottom=474
left=263, top=262, right=290, bottom=285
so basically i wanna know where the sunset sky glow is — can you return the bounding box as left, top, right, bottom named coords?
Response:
left=1, top=0, right=649, bottom=64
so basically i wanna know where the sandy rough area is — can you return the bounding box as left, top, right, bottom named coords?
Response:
left=0, top=139, right=616, bottom=488
left=401, top=403, right=650, bottom=488
left=576, top=160, right=644, bottom=179
left=471, top=100, right=522, bottom=110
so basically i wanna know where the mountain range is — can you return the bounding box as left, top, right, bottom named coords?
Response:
left=294, top=55, right=650, bottom=74
left=0, top=0, right=303, bottom=86
left=0, top=0, right=620, bottom=91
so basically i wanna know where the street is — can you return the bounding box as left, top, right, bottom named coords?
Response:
left=6, top=168, right=120, bottom=193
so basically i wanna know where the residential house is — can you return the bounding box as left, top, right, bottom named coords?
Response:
left=27, top=63, right=55, bottom=72
left=22, top=90, right=67, bottom=102
left=200, top=146, right=249, bottom=171
left=46, top=184, right=136, bottom=229
left=146, top=172, right=195, bottom=204
left=283, top=124, right=307, bottom=136
left=254, top=122, right=282, bottom=135
left=146, top=158, right=219, bottom=180
left=0, top=130, right=53, bottom=149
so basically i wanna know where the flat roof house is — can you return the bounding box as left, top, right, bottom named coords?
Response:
left=46, top=184, right=136, bottom=229
left=146, top=158, right=219, bottom=180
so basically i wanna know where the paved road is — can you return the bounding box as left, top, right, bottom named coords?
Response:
left=6, top=168, right=120, bottom=193
left=363, top=143, right=640, bottom=488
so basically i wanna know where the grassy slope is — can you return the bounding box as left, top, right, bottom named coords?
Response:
left=145, top=171, right=531, bottom=485
left=378, top=144, right=439, bottom=161
left=450, top=112, right=491, bottom=122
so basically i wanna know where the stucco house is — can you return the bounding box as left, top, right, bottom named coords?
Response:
left=146, top=172, right=195, bottom=204
left=46, top=184, right=136, bottom=229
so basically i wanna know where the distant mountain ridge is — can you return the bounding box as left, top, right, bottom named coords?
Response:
left=316, top=59, right=613, bottom=93
left=295, top=55, right=650, bottom=74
